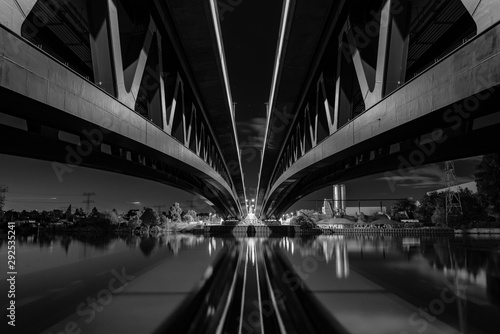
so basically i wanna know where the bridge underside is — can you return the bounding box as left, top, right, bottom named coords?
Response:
left=0, top=87, right=237, bottom=217
left=258, top=0, right=500, bottom=218
left=261, top=89, right=500, bottom=217
left=0, top=0, right=245, bottom=218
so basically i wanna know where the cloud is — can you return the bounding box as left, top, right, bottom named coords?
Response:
left=237, top=116, right=266, bottom=148
left=379, top=163, right=476, bottom=191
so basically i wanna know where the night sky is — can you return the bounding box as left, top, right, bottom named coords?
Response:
left=0, top=0, right=482, bottom=215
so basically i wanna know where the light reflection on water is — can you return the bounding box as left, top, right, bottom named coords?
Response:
left=273, top=234, right=500, bottom=334
left=277, top=235, right=500, bottom=291
left=0, top=232, right=207, bottom=275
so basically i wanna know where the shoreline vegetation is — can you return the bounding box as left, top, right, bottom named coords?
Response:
left=4, top=222, right=500, bottom=236
left=1, top=192, right=498, bottom=236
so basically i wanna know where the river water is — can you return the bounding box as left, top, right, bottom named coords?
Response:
left=1, top=232, right=499, bottom=333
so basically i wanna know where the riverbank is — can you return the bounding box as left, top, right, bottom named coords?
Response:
left=455, top=228, right=500, bottom=234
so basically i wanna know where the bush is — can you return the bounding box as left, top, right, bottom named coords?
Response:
left=182, top=214, right=193, bottom=223
left=290, top=215, right=317, bottom=229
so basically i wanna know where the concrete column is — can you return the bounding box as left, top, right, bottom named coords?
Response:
left=157, top=36, right=169, bottom=132
left=88, top=0, right=116, bottom=96
left=306, top=104, right=318, bottom=147
left=183, top=104, right=195, bottom=147
left=89, top=0, right=160, bottom=110
left=334, top=40, right=354, bottom=128
left=196, top=123, right=205, bottom=156
left=165, top=75, right=184, bottom=136
left=317, top=74, right=337, bottom=135
left=343, top=0, right=410, bottom=108
left=346, top=0, right=393, bottom=110
left=137, top=35, right=164, bottom=128
left=384, top=0, right=411, bottom=95
left=148, top=83, right=163, bottom=128
left=124, top=19, right=156, bottom=104
left=461, top=0, right=500, bottom=34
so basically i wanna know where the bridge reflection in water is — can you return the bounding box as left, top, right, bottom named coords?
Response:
left=7, top=232, right=500, bottom=333
left=154, top=237, right=349, bottom=334
left=154, top=235, right=500, bottom=334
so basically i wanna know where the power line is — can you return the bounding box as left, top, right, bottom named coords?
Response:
left=152, top=205, right=167, bottom=214
left=83, top=192, right=96, bottom=214
left=445, top=161, right=463, bottom=224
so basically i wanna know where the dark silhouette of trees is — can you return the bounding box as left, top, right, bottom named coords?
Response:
left=65, top=204, right=73, bottom=221
left=475, top=153, right=500, bottom=216
left=140, top=208, right=159, bottom=232
left=459, top=188, right=488, bottom=224
left=391, top=198, right=417, bottom=218
left=417, top=192, right=445, bottom=222
left=90, top=207, right=99, bottom=217
left=0, top=185, right=7, bottom=211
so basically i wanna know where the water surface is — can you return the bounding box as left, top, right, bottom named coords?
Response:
left=1, top=232, right=499, bottom=333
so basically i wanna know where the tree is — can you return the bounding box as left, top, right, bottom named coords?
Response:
left=49, top=209, right=64, bottom=222
left=391, top=198, right=417, bottom=218
left=30, top=210, right=41, bottom=221
left=187, top=210, right=197, bottom=221
left=74, top=207, right=86, bottom=217
left=65, top=204, right=73, bottom=221
left=417, top=192, right=445, bottom=222
left=159, top=215, right=169, bottom=228
left=290, top=214, right=317, bottom=229
left=124, top=209, right=139, bottom=220
left=40, top=210, right=50, bottom=223
left=475, top=153, right=500, bottom=215
left=431, top=204, right=446, bottom=226
left=3, top=210, right=19, bottom=222
left=90, top=207, right=99, bottom=217
left=102, top=210, right=120, bottom=225
left=128, top=215, right=141, bottom=229
left=458, top=188, right=488, bottom=224
left=183, top=214, right=193, bottom=223
left=0, top=185, right=7, bottom=211
left=140, top=208, right=159, bottom=232
left=209, top=214, right=220, bottom=224
left=298, top=209, right=316, bottom=217
left=20, top=210, right=29, bottom=220
left=169, top=203, right=183, bottom=222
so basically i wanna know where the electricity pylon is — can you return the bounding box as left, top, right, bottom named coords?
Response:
left=445, top=161, right=462, bottom=225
